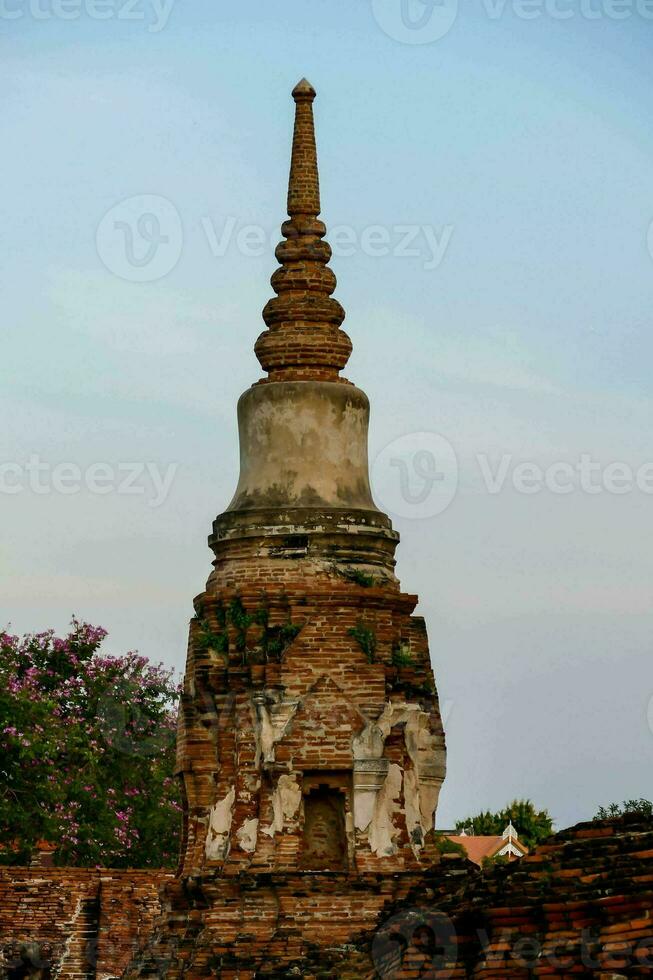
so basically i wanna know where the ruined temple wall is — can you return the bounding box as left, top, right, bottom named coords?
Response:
left=0, top=868, right=171, bottom=979
left=177, top=574, right=447, bottom=881
left=3, top=817, right=649, bottom=978
left=446, top=815, right=653, bottom=977
left=334, top=814, right=653, bottom=978
left=124, top=865, right=475, bottom=979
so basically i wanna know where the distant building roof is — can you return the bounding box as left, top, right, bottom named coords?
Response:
left=445, top=823, right=528, bottom=866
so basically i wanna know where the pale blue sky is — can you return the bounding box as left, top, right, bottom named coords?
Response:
left=2, top=0, right=653, bottom=829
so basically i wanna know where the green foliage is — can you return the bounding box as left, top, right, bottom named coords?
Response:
left=340, top=567, right=376, bottom=588
left=482, top=853, right=509, bottom=869
left=595, top=799, right=653, bottom=820
left=0, top=620, right=180, bottom=869
left=253, top=604, right=270, bottom=629
left=206, top=595, right=303, bottom=665
left=263, top=622, right=302, bottom=661
left=194, top=619, right=229, bottom=655
left=435, top=835, right=465, bottom=857
left=391, top=643, right=414, bottom=668
left=193, top=600, right=229, bottom=656
left=393, top=679, right=435, bottom=700
left=454, top=799, right=554, bottom=850
left=214, top=599, right=227, bottom=629
left=228, top=596, right=254, bottom=656
left=348, top=621, right=377, bottom=664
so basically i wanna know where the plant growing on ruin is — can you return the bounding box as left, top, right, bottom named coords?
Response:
left=193, top=600, right=229, bottom=656
left=393, top=678, right=434, bottom=700
left=217, top=595, right=303, bottom=665
left=0, top=620, right=181, bottom=869
left=348, top=621, right=377, bottom=664
left=391, top=643, right=414, bottom=668
left=263, top=622, right=302, bottom=661
left=194, top=619, right=229, bottom=656
left=338, top=567, right=376, bottom=588
left=228, top=596, right=254, bottom=662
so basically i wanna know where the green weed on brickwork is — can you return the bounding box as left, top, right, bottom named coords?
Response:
left=339, top=567, right=376, bottom=588
left=391, top=643, right=414, bottom=668
left=348, top=621, right=377, bottom=664
left=194, top=596, right=303, bottom=666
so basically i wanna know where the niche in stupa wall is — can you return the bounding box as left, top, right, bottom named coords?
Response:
left=300, top=785, right=348, bottom=871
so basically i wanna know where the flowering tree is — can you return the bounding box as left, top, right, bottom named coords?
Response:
left=0, top=620, right=181, bottom=868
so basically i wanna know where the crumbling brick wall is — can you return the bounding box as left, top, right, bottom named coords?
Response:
left=0, top=869, right=171, bottom=979
left=0, top=817, right=650, bottom=977
left=306, top=813, right=653, bottom=978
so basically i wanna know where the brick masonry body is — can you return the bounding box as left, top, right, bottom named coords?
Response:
left=122, top=79, right=447, bottom=977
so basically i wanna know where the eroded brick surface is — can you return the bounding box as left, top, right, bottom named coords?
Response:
left=305, top=814, right=653, bottom=977
left=0, top=868, right=171, bottom=978
left=2, top=817, right=651, bottom=976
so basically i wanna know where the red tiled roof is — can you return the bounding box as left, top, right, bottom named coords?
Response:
left=446, top=835, right=527, bottom=866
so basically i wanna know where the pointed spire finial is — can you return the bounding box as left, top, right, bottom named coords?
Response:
left=292, top=77, right=316, bottom=99
left=254, top=80, right=352, bottom=383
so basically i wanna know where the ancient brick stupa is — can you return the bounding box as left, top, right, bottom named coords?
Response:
left=126, top=79, right=447, bottom=978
